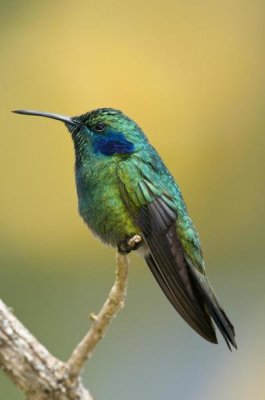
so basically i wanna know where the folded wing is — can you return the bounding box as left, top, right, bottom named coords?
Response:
left=136, top=196, right=237, bottom=349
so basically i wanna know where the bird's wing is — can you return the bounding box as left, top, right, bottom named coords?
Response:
left=118, top=160, right=236, bottom=348
left=137, top=191, right=236, bottom=349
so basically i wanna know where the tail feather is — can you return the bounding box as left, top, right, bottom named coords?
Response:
left=187, top=259, right=237, bottom=350
left=145, top=254, right=218, bottom=344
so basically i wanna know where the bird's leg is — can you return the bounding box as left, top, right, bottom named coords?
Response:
left=118, top=235, right=142, bottom=254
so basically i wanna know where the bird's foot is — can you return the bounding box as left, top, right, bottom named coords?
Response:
left=118, top=235, right=142, bottom=254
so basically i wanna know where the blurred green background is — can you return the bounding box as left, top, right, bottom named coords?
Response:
left=0, top=1, right=264, bottom=399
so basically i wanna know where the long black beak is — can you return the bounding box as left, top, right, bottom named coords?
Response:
left=13, top=109, right=81, bottom=126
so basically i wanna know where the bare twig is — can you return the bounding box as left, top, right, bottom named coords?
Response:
left=0, top=251, right=130, bottom=399
left=67, top=252, right=129, bottom=379
left=0, top=299, right=93, bottom=400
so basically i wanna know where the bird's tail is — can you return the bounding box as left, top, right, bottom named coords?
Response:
left=187, top=261, right=237, bottom=350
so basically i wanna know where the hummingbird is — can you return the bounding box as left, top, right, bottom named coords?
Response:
left=13, top=108, right=237, bottom=350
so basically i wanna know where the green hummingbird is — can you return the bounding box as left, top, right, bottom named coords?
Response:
left=13, top=108, right=236, bottom=350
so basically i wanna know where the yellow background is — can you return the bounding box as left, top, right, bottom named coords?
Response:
left=0, top=1, right=264, bottom=399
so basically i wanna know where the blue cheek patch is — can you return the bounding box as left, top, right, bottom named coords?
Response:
left=92, top=131, right=135, bottom=155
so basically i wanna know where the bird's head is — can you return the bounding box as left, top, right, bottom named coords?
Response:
left=13, top=108, right=147, bottom=163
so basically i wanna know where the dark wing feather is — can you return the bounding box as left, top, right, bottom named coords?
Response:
left=137, top=197, right=237, bottom=349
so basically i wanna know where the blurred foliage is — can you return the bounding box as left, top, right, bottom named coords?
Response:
left=0, top=1, right=264, bottom=399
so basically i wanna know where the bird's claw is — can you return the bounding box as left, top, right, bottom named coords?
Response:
left=118, top=235, right=142, bottom=254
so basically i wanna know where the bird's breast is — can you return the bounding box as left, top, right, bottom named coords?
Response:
left=75, top=162, right=139, bottom=246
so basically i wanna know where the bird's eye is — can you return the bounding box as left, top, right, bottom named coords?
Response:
left=94, top=122, right=106, bottom=132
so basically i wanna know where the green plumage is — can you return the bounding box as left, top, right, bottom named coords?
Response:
left=14, top=107, right=237, bottom=349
